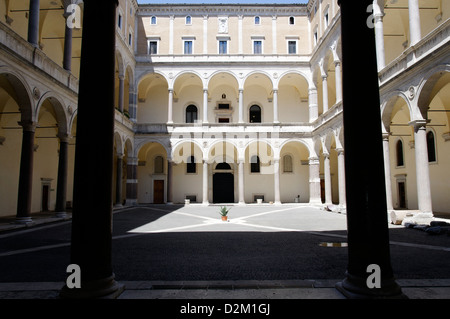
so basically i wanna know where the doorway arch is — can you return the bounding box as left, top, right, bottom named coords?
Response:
left=213, top=162, right=234, bottom=203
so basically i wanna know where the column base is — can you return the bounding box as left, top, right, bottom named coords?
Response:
left=124, top=199, right=138, bottom=207
left=336, top=273, right=407, bottom=299
left=60, top=274, right=125, bottom=299
left=202, top=201, right=209, bottom=206
left=15, top=216, right=33, bottom=225
left=54, top=212, right=67, bottom=219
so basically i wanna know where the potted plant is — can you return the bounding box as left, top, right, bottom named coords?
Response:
left=219, top=206, right=230, bottom=221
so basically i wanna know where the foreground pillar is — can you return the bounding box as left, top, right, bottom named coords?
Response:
left=336, top=0, right=404, bottom=299
left=60, top=0, right=124, bottom=299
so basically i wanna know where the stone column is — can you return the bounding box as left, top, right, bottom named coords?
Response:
left=323, top=152, right=333, bottom=205
left=129, top=89, right=137, bottom=122
left=126, top=157, right=138, bottom=206
left=167, top=159, right=173, bottom=204
left=410, top=120, right=433, bottom=215
left=309, top=88, right=319, bottom=122
left=273, top=159, right=281, bottom=204
left=167, top=89, right=173, bottom=124
left=331, top=42, right=343, bottom=103
left=239, top=89, right=244, bottom=123
left=238, top=160, right=245, bottom=204
left=308, top=157, right=322, bottom=205
left=336, top=148, right=346, bottom=207
left=203, top=89, right=208, bottom=124
left=118, top=75, right=125, bottom=113
left=334, top=60, right=343, bottom=103
left=336, top=0, right=404, bottom=299
left=115, top=154, right=124, bottom=207
left=408, top=0, right=422, bottom=46
left=16, top=121, right=37, bottom=224
left=382, top=133, right=393, bottom=211
left=27, top=0, right=40, bottom=47
left=273, top=89, right=279, bottom=124
left=60, top=0, right=124, bottom=299
left=55, top=134, right=69, bottom=218
left=63, top=9, right=73, bottom=71
left=202, top=160, right=209, bottom=205
left=373, top=1, right=386, bottom=70
left=322, top=75, right=329, bottom=113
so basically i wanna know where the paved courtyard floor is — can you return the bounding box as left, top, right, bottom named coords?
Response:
left=0, top=204, right=449, bottom=300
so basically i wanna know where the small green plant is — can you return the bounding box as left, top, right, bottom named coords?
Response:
left=219, top=206, right=230, bottom=216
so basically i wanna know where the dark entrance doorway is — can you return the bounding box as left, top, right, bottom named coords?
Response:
left=153, top=180, right=164, bottom=204
left=398, top=181, right=407, bottom=209
left=213, top=162, right=234, bottom=203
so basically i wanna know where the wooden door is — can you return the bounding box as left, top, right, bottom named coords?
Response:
left=154, top=180, right=164, bottom=204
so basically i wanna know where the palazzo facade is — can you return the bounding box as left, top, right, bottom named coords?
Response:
left=0, top=0, right=449, bottom=221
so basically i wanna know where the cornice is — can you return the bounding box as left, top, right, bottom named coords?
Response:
left=137, top=4, right=308, bottom=17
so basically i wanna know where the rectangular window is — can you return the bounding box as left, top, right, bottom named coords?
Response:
left=288, top=41, right=297, bottom=54
left=149, top=41, right=158, bottom=55
left=218, top=103, right=230, bottom=110
left=128, top=33, right=132, bottom=46
left=218, top=118, right=230, bottom=123
left=186, top=156, right=196, bottom=174
left=118, top=14, right=122, bottom=29
left=253, top=40, right=262, bottom=54
left=184, top=40, right=193, bottom=54
left=219, top=40, right=228, bottom=54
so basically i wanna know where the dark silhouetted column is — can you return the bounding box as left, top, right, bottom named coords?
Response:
left=27, top=0, right=40, bottom=47
left=115, top=154, right=123, bottom=207
left=16, top=121, right=37, bottom=224
left=63, top=11, right=73, bottom=71
left=60, top=0, right=123, bottom=299
left=336, top=0, right=405, bottom=299
left=55, top=134, right=69, bottom=218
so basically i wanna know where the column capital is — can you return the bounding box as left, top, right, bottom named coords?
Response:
left=409, top=119, right=429, bottom=130
left=18, top=121, right=37, bottom=132
left=335, top=148, right=345, bottom=155
left=382, top=132, right=391, bottom=140
left=308, top=157, right=320, bottom=165
left=58, top=133, right=70, bottom=143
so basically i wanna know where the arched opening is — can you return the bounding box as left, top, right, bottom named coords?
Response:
left=0, top=72, right=33, bottom=217
left=213, top=162, right=234, bottom=204
left=396, top=139, right=404, bottom=167
left=280, top=140, right=310, bottom=203
left=186, top=104, right=198, bottom=123
left=137, top=142, right=168, bottom=204
left=249, top=105, right=261, bottom=123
